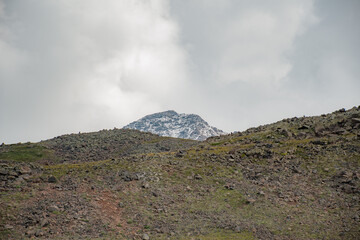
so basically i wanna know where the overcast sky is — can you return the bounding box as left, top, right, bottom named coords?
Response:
left=0, top=0, right=359, bottom=143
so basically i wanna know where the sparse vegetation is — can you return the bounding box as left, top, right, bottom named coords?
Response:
left=0, top=142, right=54, bottom=162
left=0, top=106, right=359, bottom=239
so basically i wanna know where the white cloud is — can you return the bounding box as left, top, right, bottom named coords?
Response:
left=170, top=0, right=359, bottom=134
left=0, top=0, right=188, bottom=143
left=213, top=1, right=318, bottom=84
left=1, top=0, right=359, bottom=143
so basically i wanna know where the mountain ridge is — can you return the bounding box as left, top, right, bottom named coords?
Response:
left=123, top=110, right=226, bottom=141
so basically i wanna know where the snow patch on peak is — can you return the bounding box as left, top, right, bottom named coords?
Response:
left=123, top=110, right=226, bottom=141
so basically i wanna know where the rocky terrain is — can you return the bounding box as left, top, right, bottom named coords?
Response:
left=123, top=110, right=225, bottom=141
left=39, top=128, right=197, bottom=164
left=0, top=106, right=359, bottom=239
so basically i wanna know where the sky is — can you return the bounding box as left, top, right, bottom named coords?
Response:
left=0, top=0, right=359, bottom=144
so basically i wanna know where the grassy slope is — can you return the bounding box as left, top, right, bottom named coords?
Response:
left=0, top=107, right=359, bottom=239
left=0, top=143, right=55, bottom=163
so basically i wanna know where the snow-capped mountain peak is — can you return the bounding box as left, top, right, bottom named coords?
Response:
left=123, top=110, right=226, bottom=141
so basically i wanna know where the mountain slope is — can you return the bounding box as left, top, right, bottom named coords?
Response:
left=123, top=110, right=225, bottom=141
left=0, top=129, right=198, bottom=164
left=0, top=106, right=359, bottom=240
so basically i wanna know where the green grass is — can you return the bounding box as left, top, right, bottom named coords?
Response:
left=186, top=187, right=246, bottom=214
left=180, top=229, right=255, bottom=240
left=43, top=158, right=117, bottom=179
left=0, top=191, right=31, bottom=203
left=210, top=141, right=228, bottom=146
left=0, top=229, right=12, bottom=240
left=0, top=143, right=54, bottom=162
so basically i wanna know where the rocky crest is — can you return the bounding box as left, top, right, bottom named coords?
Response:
left=123, top=110, right=225, bottom=141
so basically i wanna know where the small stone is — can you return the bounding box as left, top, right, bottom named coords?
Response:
left=21, top=174, right=31, bottom=180
left=246, top=198, right=256, bottom=204
left=35, top=229, right=44, bottom=237
left=26, top=229, right=36, bottom=237
left=225, top=184, right=234, bottom=190
left=142, top=183, right=150, bottom=189
left=298, top=125, right=309, bottom=130
left=194, top=174, right=202, bottom=180
left=48, top=175, right=57, bottom=183
left=142, top=233, right=150, bottom=240
left=48, top=205, right=59, bottom=212
left=0, top=169, right=9, bottom=175
left=13, top=177, right=25, bottom=185
left=234, top=226, right=242, bottom=233
left=281, top=129, right=293, bottom=138
left=175, top=151, right=184, bottom=158
left=8, top=170, right=19, bottom=177
left=40, top=219, right=49, bottom=227
left=19, top=166, right=31, bottom=175
left=4, top=224, right=13, bottom=230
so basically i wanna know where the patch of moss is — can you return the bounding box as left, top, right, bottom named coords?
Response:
left=210, top=141, right=228, bottom=146
left=0, top=191, right=31, bottom=203
left=0, top=143, right=54, bottom=162
left=188, top=187, right=246, bottom=213
left=181, top=229, right=255, bottom=240
left=0, top=229, right=12, bottom=240
left=44, top=159, right=114, bottom=179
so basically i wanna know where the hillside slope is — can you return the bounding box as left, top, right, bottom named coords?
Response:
left=124, top=110, right=225, bottom=141
left=0, top=106, right=359, bottom=240
left=39, top=128, right=198, bottom=163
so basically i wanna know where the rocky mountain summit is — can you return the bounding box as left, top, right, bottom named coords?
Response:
left=0, top=106, right=359, bottom=239
left=123, top=110, right=225, bottom=141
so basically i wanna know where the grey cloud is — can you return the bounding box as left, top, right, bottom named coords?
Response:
left=169, top=0, right=360, bottom=132
left=0, top=0, right=188, bottom=143
left=0, top=0, right=359, bottom=143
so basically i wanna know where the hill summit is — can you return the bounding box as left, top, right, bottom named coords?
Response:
left=123, top=110, right=225, bottom=140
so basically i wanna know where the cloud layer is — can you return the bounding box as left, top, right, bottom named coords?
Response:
left=170, top=0, right=360, bottom=132
left=0, top=0, right=188, bottom=143
left=1, top=0, right=359, bottom=143
left=171, top=1, right=316, bottom=83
